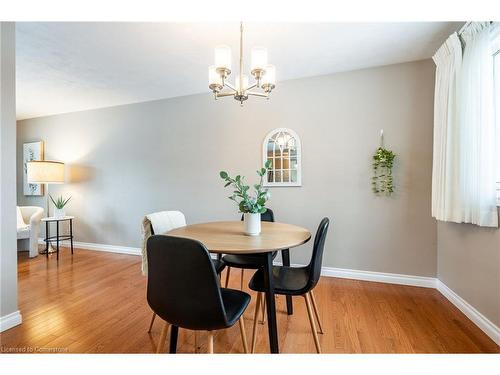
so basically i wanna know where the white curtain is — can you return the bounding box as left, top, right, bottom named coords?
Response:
left=432, top=23, right=498, bottom=227
left=432, top=32, right=463, bottom=223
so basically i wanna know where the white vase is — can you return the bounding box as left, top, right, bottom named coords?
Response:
left=244, top=213, right=261, bottom=236
left=54, top=208, right=65, bottom=218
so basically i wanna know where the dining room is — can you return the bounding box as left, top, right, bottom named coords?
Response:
left=1, top=2, right=500, bottom=370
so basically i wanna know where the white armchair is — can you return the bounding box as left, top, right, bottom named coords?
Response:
left=17, top=206, right=44, bottom=258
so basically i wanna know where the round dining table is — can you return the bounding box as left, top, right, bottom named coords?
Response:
left=167, top=220, right=311, bottom=353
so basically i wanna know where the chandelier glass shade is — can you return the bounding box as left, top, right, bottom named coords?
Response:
left=208, top=22, right=276, bottom=105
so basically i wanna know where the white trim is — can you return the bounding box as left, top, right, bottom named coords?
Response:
left=274, top=261, right=436, bottom=288
left=320, top=266, right=437, bottom=288
left=34, top=239, right=499, bottom=345
left=37, top=240, right=433, bottom=287
left=38, top=238, right=141, bottom=256
left=0, top=310, right=22, bottom=332
left=437, top=280, right=500, bottom=346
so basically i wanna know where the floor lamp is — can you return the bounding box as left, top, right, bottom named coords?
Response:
left=26, top=160, right=65, bottom=253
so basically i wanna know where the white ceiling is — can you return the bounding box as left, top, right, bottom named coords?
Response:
left=16, top=22, right=462, bottom=120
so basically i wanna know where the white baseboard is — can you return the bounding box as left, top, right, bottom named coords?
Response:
left=35, top=238, right=499, bottom=346
left=274, top=261, right=436, bottom=288
left=38, top=238, right=141, bottom=256
left=320, top=266, right=437, bottom=288
left=437, top=280, right=500, bottom=346
left=0, top=310, right=22, bottom=332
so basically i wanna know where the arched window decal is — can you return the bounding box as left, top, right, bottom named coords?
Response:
left=263, top=128, right=302, bottom=187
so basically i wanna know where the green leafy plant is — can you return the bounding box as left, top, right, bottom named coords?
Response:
left=372, top=147, right=395, bottom=195
left=50, top=195, right=71, bottom=209
left=219, top=160, right=272, bottom=214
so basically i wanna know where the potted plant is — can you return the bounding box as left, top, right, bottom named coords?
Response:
left=372, top=147, right=396, bottom=195
left=219, top=160, right=272, bottom=236
left=50, top=195, right=71, bottom=218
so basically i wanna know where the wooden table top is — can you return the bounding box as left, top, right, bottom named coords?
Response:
left=167, top=221, right=311, bottom=254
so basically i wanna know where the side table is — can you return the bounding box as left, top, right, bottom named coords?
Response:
left=41, top=216, right=74, bottom=260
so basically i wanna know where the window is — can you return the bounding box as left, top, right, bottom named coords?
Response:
left=262, top=128, right=302, bottom=187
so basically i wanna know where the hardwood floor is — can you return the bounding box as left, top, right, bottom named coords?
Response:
left=1, top=248, right=498, bottom=353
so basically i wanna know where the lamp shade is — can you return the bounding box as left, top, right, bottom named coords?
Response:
left=27, top=161, right=65, bottom=184
left=235, top=74, right=249, bottom=92
left=208, top=65, right=222, bottom=87
left=214, top=45, right=231, bottom=71
left=261, top=64, right=276, bottom=86
left=251, top=47, right=268, bottom=71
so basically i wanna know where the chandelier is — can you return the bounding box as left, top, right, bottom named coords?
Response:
left=275, top=130, right=296, bottom=152
left=208, top=22, right=276, bottom=105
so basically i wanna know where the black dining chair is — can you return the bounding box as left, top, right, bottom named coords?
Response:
left=248, top=217, right=330, bottom=353
left=146, top=220, right=226, bottom=334
left=147, top=235, right=250, bottom=354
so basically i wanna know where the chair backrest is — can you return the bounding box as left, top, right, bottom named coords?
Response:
left=240, top=208, right=274, bottom=222
left=141, top=210, right=187, bottom=276
left=147, top=210, right=186, bottom=235
left=305, top=218, right=330, bottom=291
left=146, top=235, right=228, bottom=331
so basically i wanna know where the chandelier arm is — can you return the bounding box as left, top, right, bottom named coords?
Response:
left=216, top=92, right=237, bottom=98
left=224, top=81, right=237, bottom=92
left=247, top=91, right=269, bottom=98
left=247, top=82, right=258, bottom=91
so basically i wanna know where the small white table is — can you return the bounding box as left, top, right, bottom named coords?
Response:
left=41, top=216, right=75, bottom=260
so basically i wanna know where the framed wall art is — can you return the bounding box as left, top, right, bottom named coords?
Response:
left=23, top=141, right=44, bottom=196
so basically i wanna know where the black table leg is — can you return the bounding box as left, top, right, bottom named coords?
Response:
left=45, top=221, right=49, bottom=257
left=70, top=219, right=74, bottom=254
left=169, top=325, right=179, bottom=353
left=281, top=249, right=293, bottom=315
left=263, top=251, right=279, bottom=353
left=56, top=220, right=60, bottom=261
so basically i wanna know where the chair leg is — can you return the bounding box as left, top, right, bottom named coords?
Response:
left=156, top=322, right=170, bottom=353
left=304, top=293, right=321, bottom=353
left=240, top=269, right=245, bottom=290
left=225, top=267, right=231, bottom=288
left=309, top=290, right=324, bottom=334
left=239, top=317, right=249, bottom=353
left=207, top=331, right=214, bottom=354
left=148, top=312, right=156, bottom=333
left=251, top=292, right=262, bottom=353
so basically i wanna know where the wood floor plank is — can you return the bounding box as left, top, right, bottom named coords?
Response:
left=1, top=249, right=498, bottom=354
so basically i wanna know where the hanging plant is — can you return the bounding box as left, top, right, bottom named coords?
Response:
left=372, top=147, right=395, bottom=195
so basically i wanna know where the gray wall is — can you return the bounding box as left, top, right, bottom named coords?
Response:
left=1, top=22, right=19, bottom=323
left=437, top=221, right=500, bottom=327
left=17, top=59, right=437, bottom=276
